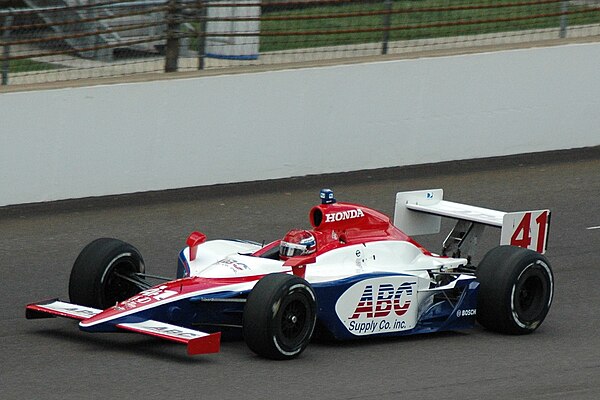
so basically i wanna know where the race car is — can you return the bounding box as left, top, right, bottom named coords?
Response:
left=26, top=189, right=554, bottom=360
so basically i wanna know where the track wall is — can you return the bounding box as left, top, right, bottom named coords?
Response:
left=1, top=43, right=599, bottom=206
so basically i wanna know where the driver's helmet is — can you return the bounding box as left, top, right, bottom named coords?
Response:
left=280, top=229, right=317, bottom=259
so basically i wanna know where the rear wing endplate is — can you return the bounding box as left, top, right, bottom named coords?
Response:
left=394, top=189, right=550, bottom=254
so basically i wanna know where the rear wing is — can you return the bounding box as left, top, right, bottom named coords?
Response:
left=394, top=189, right=550, bottom=258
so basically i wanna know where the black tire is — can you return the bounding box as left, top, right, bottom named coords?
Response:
left=69, top=238, right=145, bottom=309
left=243, top=273, right=317, bottom=360
left=476, top=245, right=553, bottom=334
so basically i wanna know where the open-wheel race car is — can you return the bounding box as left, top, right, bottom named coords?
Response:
left=26, top=189, right=554, bottom=360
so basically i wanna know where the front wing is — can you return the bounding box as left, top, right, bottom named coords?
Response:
left=26, top=299, right=220, bottom=355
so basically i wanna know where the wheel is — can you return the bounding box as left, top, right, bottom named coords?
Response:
left=476, top=245, right=553, bottom=334
left=69, top=238, right=146, bottom=309
left=243, top=273, right=317, bottom=360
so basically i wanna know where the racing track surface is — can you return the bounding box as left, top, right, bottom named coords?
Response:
left=2, top=147, right=600, bottom=400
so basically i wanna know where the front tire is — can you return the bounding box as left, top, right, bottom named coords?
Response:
left=69, top=238, right=146, bottom=309
left=476, top=245, right=553, bottom=334
left=243, top=273, right=317, bottom=360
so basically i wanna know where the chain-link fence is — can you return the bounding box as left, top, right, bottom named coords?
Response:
left=1, top=0, right=600, bottom=86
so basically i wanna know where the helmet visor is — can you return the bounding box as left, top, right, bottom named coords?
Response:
left=280, top=241, right=309, bottom=257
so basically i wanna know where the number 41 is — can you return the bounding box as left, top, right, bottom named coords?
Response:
left=501, top=210, right=550, bottom=254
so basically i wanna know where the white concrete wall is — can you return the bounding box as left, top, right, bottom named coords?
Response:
left=1, top=42, right=599, bottom=206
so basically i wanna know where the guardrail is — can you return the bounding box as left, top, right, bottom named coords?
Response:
left=1, top=0, right=600, bottom=86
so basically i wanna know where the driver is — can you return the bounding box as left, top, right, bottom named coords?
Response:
left=279, top=229, right=317, bottom=260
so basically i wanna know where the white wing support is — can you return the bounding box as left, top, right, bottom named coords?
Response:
left=394, top=189, right=550, bottom=255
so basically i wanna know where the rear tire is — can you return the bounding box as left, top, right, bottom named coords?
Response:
left=476, top=245, right=553, bottom=334
left=69, top=238, right=145, bottom=309
left=243, top=273, right=317, bottom=360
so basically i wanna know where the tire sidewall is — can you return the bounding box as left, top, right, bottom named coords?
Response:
left=69, top=238, right=145, bottom=309
left=476, top=245, right=553, bottom=334
left=95, top=250, right=143, bottom=307
left=243, top=274, right=317, bottom=360
left=270, top=281, right=317, bottom=357
left=508, top=257, right=553, bottom=331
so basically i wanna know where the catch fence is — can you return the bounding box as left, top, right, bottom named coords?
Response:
left=1, top=0, right=600, bottom=86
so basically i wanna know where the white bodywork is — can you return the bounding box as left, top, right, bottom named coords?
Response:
left=183, top=238, right=470, bottom=337
left=185, top=239, right=466, bottom=282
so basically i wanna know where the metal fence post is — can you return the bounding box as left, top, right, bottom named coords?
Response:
left=1, top=13, right=13, bottom=86
left=197, top=0, right=207, bottom=70
left=559, top=0, right=568, bottom=39
left=165, top=0, right=181, bottom=72
left=381, top=0, right=392, bottom=55
left=92, top=0, right=100, bottom=59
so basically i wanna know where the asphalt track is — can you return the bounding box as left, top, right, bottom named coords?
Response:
left=2, top=147, right=599, bottom=400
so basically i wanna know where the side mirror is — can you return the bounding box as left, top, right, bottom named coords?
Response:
left=283, top=255, right=317, bottom=278
left=186, top=231, right=207, bottom=261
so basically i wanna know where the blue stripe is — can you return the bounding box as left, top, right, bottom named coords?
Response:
left=177, top=250, right=190, bottom=279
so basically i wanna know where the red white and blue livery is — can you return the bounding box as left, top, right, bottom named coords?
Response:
left=26, top=189, right=554, bottom=359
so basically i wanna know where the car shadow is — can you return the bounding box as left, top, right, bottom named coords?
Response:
left=310, top=328, right=474, bottom=349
